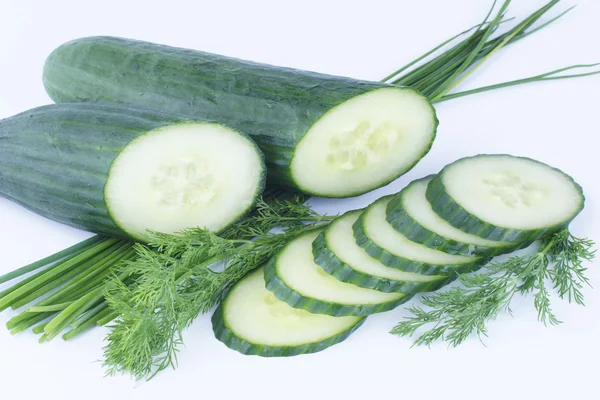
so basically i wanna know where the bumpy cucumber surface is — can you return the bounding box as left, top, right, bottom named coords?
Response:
left=213, top=268, right=365, bottom=357
left=426, top=154, right=585, bottom=242
left=354, top=196, right=485, bottom=275
left=386, top=176, right=521, bottom=256
left=0, top=103, right=265, bottom=241
left=264, top=230, right=410, bottom=317
left=313, top=210, right=451, bottom=293
left=43, top=36, right=438, bottom=198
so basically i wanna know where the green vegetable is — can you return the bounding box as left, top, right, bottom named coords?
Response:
left=425, top=155, right=585, bottom=243
left=212, top=268, right=365, bottom=357
left=0, top=103, right=266, bottom=242
left=312, top=210, right=451, bottom=293
left=391, top=230, right=595, bottom=346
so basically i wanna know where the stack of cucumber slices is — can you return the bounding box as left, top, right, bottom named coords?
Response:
left=213, top=154, right=584, bottom=356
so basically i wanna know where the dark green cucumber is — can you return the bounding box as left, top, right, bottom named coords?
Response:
left=426, top=154, right=585, bottom=243
left=0, top=103, right=265, bottom=241
left=212, top=268, right=365, bottom=357
left=353, top=196, right=486, bottom=275
left=43, top=36, right=438, bottom=198
left=386, top=176, right=525, bottom=256
left=312, top=210, right=452, bottom=294
left=264, top=230, right=410, bottom=317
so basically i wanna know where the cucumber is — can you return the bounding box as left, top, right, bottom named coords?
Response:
left=386, top=176, right=521, bottom=256
left=212, top=268, right=365, bottom=357
left=264, top=230, right=410, bottom=317
left=313, top=210, right=451, bottom=293
left=426, top=155, right=585, bottom=242
left=43, top=36, right=438, bottom=198
left=0, top=103, right=265, bottom=241
left=353, top=196, right=485, bottom=275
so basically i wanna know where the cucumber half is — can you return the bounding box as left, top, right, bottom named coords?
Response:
left=264, top=230, right=410, bottom=317
left=313, top=210, right=450, bottom=293
left=105, top=122, right=265, bottom=241
left=354, top=196, right=485, bottom=275
left=212, top=268, right=364, bottom=357
left=290, top=88, right=437, bottom=197
left=386, top=176, right=520, bottom=256
left=427, top=154, right=585, bottom=242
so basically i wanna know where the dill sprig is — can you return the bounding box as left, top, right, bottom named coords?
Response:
left=391, top=229, right=595, bottom=347
left=102, top=195, right=334, bottom=380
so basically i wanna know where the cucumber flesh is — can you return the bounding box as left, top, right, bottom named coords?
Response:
left=212, top=268, right=364, bottom=357
left=313, top=210, right=449, bottom=293
left=387, top=177, right=516, bottom=256
left=354, top=196, right=484, bottom=275
left=265, top=230, right=409, bottom=316
left=428, top=154, right=585, bottom=242
left=291, top=88, right=437, bottom=197
left=105, top=123, right=265, bottom=241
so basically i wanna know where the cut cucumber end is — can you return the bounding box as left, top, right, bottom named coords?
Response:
left=429, top=154, right=584, bottom=242
left=213, top=268, right=364, bottom=357
left=104, top=122, right=265, bottom=241
left=290, top=87, right=437, bottom=197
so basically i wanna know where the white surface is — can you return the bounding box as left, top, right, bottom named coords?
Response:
left=0, top=0, right=598, bottom=399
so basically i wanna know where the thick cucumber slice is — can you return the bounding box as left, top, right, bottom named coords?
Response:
left=386, top=176, right=521, bottom=256
left=212, top=268, right=364, bottom=357
left=354, top=196, right=485, bottom=275
left=313, top=210, right=451, bottom=293
left=290, top=88, right=437, bottom=197
left=427, top=154, right=585, bottom=242
left=106, top=123, right=265, bottom=241
left=264, top=230, right=410, bottom=317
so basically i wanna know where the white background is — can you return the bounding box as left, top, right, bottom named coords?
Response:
left=1, top=0, right=599, bottom=398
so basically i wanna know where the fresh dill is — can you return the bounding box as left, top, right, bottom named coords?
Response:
left=391, top=229, right=595, bottom=347
left=102, top=195, right=334, bottom=380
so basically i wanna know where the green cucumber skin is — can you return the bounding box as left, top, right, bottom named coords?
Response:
left=312, top=230, right=453, bottom=294
left=426, top=155, right=585, bottom=243
left=263, top=256, right=411, bottom=317
left=211, top=303, right=365, bottom=357
left=43, top=36, right=437, bottom=197
left=385, top=178, right=525, bottom=257
left=353, top=206, right=487, bottom=276
left=0, top=103, right=265, bottom=239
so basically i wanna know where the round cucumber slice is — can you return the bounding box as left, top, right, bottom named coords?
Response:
left=354, top=196, right=485, bottom=275
left=212, top=268, right=365, bottom=357
left=386, top=176, right=524, bottom=256
left=427, top=154, right=585, bottom=242
left=105, top=122, right=265, bottom=241
left=264, top=230, right=410, bottom=317
left=290, top=87, right=437, bottom=197
left=313, top=210, right=451, bottom=293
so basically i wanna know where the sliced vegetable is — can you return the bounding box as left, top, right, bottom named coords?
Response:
left=386, top=176, right=522, bottom=256
left=426, top=154, right=585, bottom=242
left=43, top=37, right=438, bottom=198
left=313, top=210, right=451, bottom=293
left=0, top=103, right=265, bottom=242
left=264, top=230, right=409, bottom=317
left=212, top=268, right=364, bottom=357
left=354, top=196, right=484, bottom=275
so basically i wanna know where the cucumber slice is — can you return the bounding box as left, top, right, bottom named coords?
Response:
left=386, top=176, right=522, bottom=256
left=264, top=230, right=410, bottom=317
left=427, top=154, right=585, bottom=242
left=354, top=196, right=485, bottom=275
left=212, top=268, right=364, bottom=357
left=313, top=210, right=451, bottom=293
left=105, top=123, right=265, bottom=241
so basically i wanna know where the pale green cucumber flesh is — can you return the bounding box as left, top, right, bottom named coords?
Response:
left=265, top=230, right=410, bottom=317
left=427, top=154, right=585, bottom=242
left=212, top=268, right=365, bottom=357
left=313, top=210, right=451, bottom=293
left=354, top=196, right=485, bottom=275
